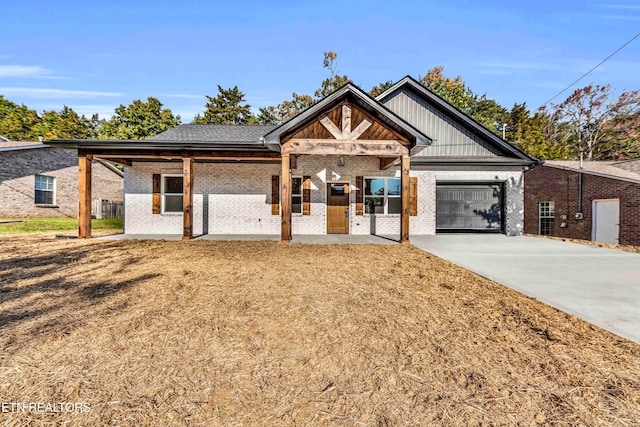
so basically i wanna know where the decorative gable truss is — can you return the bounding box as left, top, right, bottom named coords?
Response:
left=280, top=103, right=411, bottom=165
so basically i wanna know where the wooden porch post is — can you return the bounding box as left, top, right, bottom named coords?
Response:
left=281, top=153, right=292, bottom=242
left=183, top=157, right=194, bottom=240
left=78, top=152, right=92, bottom=239
left=400, top=153, right=410, bottom=244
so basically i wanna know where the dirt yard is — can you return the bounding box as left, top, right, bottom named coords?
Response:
left=1, top=234, right=639, bottom=426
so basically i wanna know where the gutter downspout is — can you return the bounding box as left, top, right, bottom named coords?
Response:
left=577, top=151, right=584, bottom=218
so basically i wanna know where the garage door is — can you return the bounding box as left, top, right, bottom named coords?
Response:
left=436, top=183, right=503, bottom=232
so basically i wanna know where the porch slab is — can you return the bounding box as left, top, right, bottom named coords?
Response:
left=291, top=234, right=399, bottom=244
left=97, top=233, right=399, bottom=244
left=98, top=234, right=186, bottom=240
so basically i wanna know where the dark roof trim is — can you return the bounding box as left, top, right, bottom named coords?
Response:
left=377, top=76, right=540, bottom=165
left=48, top=139, right=272, bottom=152
left=263, top=82, right=432, bottom=150
left=411, top=158, right=535, bottom=167
left=0, top=144, right=51, bottom=152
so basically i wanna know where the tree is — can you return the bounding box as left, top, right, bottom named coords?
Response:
left=194, top=85, right=253, bottom=125
left=276, top=93, right=316, bottom=122
left=255, top=51, right=350, bottom=125
left=546, top=84, right=640, bottom=160
left=0, top=103, right=40, bottom=141
left=36, top=106, right=99, bottom=140
left=314, top=51, right=350, bottom=99
left=421, top=66, right=509, bottom=136
left=249, top=106, right=280, bottom=125
left=369, top=80, right=394, bottom=98
left=468, top=97, right=508, bottom=135
left=420, top=66, right=476, bottom=113
left=506, top=104, right=568, bottom=159
left=98, top=97, right=180, bottom=139
left=0, top=95, right=18, bottom=120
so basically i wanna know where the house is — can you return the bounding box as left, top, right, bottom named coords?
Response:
left=49, top=77, right=538, bottom=241
left=0, top=139, right=124, bottom=218
left=524, top=160, right=640, bottom=245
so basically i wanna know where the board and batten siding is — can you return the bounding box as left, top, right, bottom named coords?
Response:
left=382, top=88, right=501, bottom=158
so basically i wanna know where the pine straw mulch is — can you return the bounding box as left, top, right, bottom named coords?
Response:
left=1, top=234, right=639, bottom=426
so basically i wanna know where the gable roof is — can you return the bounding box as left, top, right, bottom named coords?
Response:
left=612, top=159, right=640, bottom=175
left=150, top=124, right=277, bottom=143
left=263, top=82, right=431, bottom=150
left=377, top=76, right=538, bottom=165
left=543, top=160, right=640, bottom=184
left=0, top=139, right=123, bottom=177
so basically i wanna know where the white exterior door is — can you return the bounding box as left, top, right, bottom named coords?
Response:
left=592, top=199, right=620, bottom=244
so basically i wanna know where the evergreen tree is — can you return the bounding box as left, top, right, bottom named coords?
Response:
left=194, top=85, right=253, bottom=125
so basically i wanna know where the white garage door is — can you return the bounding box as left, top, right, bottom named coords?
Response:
left=592, top=199, right=620, bottom=244
left=436, top=183, right=503, bottom=232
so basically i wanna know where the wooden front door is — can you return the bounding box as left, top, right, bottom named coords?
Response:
left=326, top=183, right=350, bottom=234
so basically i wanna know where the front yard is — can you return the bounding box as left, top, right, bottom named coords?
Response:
left=1, top=235, right=639, bottom=425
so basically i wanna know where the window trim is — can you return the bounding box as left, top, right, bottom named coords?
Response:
left=291, top=176, right=303, bottom=215
left=161, top=174, right=184, bottom=214
left=34, top=174, right=56, bottom=206
left=364, top=177, right=402, bottom=215
left=539, top=201, right=555, bottom=236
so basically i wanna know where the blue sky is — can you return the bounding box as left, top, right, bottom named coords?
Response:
left=1, top=1, right=639, bottom=121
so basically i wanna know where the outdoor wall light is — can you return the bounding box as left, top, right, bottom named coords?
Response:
left=337, top=156, right=345, bottom=167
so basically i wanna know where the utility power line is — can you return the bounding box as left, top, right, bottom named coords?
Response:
left=539, top=31, right=640, bottom=108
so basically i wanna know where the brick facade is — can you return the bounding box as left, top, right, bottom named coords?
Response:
left=0, top=147, right=123, bottom=218
left=414, top=165, right=525, bottom=236
left=524, top=165, right=640, bottom=245
left=124, top=159, right=525, bottom=236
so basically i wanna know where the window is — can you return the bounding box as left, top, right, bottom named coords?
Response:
left=35, top=175, right=55, bottom=205
left=162, top=175, right=183, bottom=213
left=539, top=201, right=555, bottom=236
left=364, top=178, right=401, bottom=215
left=330, top=184, right=345, bottom=196
left=292, top=177, right=302, bottom=214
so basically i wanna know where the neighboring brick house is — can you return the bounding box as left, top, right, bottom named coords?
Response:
left=524, top=160, right=640, bottom=246
left=0, top=140, right=123, bottom=218
left=50, top=77, right=538, bottom=240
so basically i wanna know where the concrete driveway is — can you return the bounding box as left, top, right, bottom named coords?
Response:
left=411, top=234, right=640, bottom=344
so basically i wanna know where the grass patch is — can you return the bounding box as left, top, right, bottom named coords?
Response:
left=0, top=217, right=123, bottom=234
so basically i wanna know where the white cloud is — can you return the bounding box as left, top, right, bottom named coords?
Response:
left=0, top=65, right=60, bottom=79
left=601, top=3, right=640, bottom=10
left=0, top=87, right=122, bottom=98
left=602, top=14, right=640, bottom=20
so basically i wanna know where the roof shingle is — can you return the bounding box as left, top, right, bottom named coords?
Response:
left=149, top=124, right=278, bottom=143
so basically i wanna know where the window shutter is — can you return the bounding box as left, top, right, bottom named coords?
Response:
left=302, top=175, right=311, bottom=215
left=409, top=177, right=418, bottom=216
left=271, top=175, right=280, bottom=215
left=152, top=174, right=161, bottom=214
left=355, top=176, right=364, bottom=215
